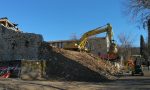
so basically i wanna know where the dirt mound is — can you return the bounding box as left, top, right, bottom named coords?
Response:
left=38, top=42, right=118, bottom=82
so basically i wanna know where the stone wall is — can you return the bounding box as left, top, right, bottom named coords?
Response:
left=0, top=24, right=43, bottom=61
left=20, top=60, right=43, bottom=80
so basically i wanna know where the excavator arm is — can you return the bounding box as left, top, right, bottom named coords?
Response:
left=63, top=23, right=118, bottom=56
left=78, top=23, right=114, bottom=51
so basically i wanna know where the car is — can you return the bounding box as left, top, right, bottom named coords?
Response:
left=132, top=65, right=144, bottom=76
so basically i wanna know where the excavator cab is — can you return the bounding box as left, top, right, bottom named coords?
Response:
left=106, top=40, right=119, bottom=60
left=108, top=40, right=117, bottom=54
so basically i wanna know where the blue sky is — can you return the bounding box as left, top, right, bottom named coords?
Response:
left=0, top=0, right=147, bottom=46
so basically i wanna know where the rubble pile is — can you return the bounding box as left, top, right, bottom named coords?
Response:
left=38, top=42, right=118, bottom=81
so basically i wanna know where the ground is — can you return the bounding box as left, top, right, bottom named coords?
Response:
left=0, top=68, right=149, bottom=90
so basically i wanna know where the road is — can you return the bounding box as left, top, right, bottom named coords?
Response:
left=0, top=70, right=149, bottom=90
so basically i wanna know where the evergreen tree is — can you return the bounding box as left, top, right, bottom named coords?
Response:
left=140, top=35, right=145, bottom=56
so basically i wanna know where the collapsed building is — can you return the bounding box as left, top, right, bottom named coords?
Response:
left=0, top=18, right=119, bottom=81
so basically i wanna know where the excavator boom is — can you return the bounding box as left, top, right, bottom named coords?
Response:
left=80, top=23, right=113, bottom=43
left=63, top=23, right=118, bottom=57
left=78, top=23, right=114, bottom=51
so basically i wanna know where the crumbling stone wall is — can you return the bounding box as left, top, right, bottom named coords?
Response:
left=20, top=60, right=43, bottom=80
left=0, top=24, right=43, bottom=60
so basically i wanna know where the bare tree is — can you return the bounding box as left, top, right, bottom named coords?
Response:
left=124, top=0, right=150, bottom=56
left=125, top=0, right=150, bottom=23
left=118, top=33, right=134, bottom=61
left=118, top=33, right=133, bottom=47
left=70, top=33, right=78, bottom=40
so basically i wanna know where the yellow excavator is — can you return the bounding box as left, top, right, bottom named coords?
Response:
left=63, top=23, right=118, bottom=56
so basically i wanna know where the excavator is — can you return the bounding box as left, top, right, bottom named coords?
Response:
left=63, top=23, right=118, bottom=59
left=127, top=56, right=144, bottom=76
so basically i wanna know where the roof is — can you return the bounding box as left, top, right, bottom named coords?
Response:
left=0, top=17, right=14, bottom=27
left=0, top=17, right=20, bottom=31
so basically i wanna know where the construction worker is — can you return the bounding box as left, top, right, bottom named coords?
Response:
left=127, top=57, right=135, bottom=72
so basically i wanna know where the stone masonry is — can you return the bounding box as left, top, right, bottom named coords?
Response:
left=0, top=24, right=43, bottom=61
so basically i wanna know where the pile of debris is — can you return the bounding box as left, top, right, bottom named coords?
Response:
left=37, top=42, right=119, bottom=82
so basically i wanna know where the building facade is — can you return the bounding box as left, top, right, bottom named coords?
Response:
left=49, top=36, right=110, bottom=55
